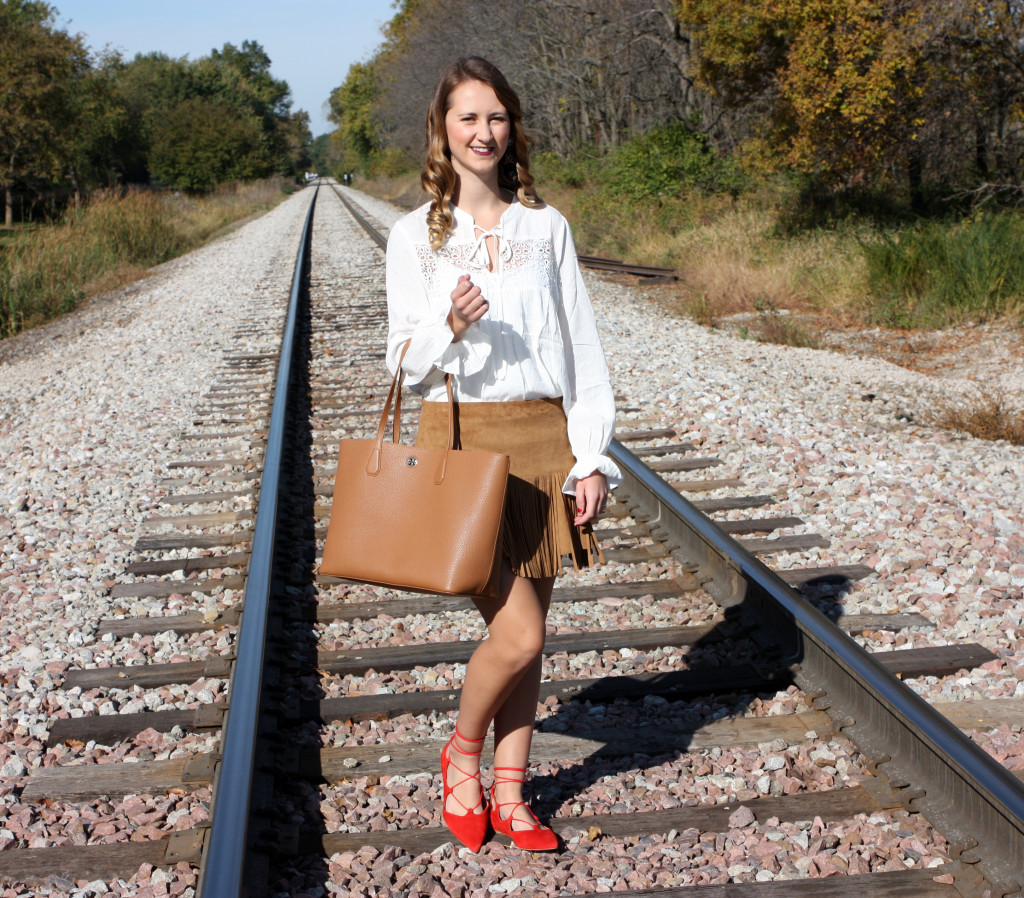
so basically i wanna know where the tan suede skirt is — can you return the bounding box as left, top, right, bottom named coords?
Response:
left=415, top=397, right=601, bottom=579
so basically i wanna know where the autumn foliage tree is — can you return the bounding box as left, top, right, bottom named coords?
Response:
left=677, top=1, right=925, bottom=180
left=676, top=0, right=1024, bottom=205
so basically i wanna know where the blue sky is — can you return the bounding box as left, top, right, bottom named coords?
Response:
left=54, top=0, right=394, bottom=137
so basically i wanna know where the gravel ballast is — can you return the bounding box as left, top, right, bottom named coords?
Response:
left=1, top=183, right=1021, bottom=896
left=1, top=188, right=315, bottom=897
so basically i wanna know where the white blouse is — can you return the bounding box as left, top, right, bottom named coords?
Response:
left=385, top=198, right=621, bottom=494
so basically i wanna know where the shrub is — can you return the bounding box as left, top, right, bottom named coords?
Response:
left=368, top=146, right=419, bottom=179
left=599, top=123, right=746, bottom=202
left=926, top=386, right=1024, bottom=445
left=533, top=150, right=601, bottom=189
left=746, top=298, right=820, bottom=348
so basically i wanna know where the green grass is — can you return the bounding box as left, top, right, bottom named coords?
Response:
left=1, top=178, right=290, bottom=339
left=862, top=212, right=1024, bottom=327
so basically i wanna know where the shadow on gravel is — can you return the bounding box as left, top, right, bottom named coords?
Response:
left=525, top=567, right=862, bottom=828
left=799, top=573, right=862, bottom=622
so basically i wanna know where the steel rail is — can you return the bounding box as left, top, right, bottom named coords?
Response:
left=197, top=185, right=318, bottom=898
left=330, top=182, right=387, bottom=251
left=607, top=437, right=1024, bottom=895
left=577, top=254, right=677, bottom=279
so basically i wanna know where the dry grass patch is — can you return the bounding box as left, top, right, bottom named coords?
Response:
left=352, top=172, right=425, bottom=211
left=925, top=386, right=1024, bottom=445
left=81, top=264, right=153, bottom=300
left=667, top=203, right=870, bottom=322
left=744, top=302, right=821, bottom=349
left=1, top=178, right=290, bottom=339
left=540, top=187, right=872, bottom=332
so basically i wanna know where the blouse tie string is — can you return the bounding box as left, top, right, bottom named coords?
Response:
left=469, top=224, right=513, bottom=274
left=469, top=223, right=514, bottom=379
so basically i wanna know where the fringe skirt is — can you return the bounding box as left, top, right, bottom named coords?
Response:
left=415, top=397, right=602, bottom=579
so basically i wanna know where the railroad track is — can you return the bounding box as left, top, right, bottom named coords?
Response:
left=2, top=181, right=1023, bottom=896
left=576, top=255, right=677, bottom=283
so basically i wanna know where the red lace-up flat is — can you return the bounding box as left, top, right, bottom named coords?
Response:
left=440, top=727, right=489, bottom=852
left=489, top=766, right=559, bottom=851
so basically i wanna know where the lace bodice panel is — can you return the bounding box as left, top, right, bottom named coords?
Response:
left=414, top=237, right=554, bottom=293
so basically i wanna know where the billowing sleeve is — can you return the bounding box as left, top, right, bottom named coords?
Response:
left=552, top=213, right=622, bottom=494
left=385, top=219, right=491, bottom=386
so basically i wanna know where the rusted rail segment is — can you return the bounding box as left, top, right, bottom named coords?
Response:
left=577, top=253, right=678, bottom=282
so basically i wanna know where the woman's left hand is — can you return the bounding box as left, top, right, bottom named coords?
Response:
left=574, top=472, right=609, bottom=526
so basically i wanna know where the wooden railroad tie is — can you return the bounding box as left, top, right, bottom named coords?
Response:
left=45, top=643, right=993, bottom=746
left=31, top=699, right=1024, bottom=799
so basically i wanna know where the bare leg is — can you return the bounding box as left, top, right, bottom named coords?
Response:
left=490, top=577, right=554, bottom=828
left=444, top=564, right=553, bottom=818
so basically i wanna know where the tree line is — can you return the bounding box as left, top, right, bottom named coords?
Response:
left=329, top=0, right=1024, bottom=209
left=0, top=0, right=311, bottom=225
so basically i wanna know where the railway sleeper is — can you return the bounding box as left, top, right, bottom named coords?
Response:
left=57, top=625, right=985, bottom=694
left=309, top=642, right=996, bottom=723
left=566, top=869, right=961, bottom=896
left=0, top=830, right=207, bottom=887
left=630, top=442, right=698, bottom=457
left=28, top=698, right=1024, bottom=801
left=91, top=605, right=929, bottom=645
left=158, top=488, right=255, bottom=507
left=41, top=642, right=993, bottom=749
left=301, top=786, right=885, bottom=857
left=123, top=550, right=250, bottom=577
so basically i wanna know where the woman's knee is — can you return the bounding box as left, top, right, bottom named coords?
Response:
left=491, top=629, right=544, bottom=672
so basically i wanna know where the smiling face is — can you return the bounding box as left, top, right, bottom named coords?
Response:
left=444, top=79, right=511, bottom=186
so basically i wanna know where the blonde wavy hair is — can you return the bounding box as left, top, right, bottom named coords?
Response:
left=423, top=57, right=542, bottom=250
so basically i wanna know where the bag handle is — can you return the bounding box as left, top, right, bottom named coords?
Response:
left=366, top=339, right=455, bottom=485
left=367, top=344, right=407, bottom=466
left=435, top=374, right=455, bottom=484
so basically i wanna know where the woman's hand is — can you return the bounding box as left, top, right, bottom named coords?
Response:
left=447, top=274, right=488, bottom=342
left=574, top=471, right=608, bottom=526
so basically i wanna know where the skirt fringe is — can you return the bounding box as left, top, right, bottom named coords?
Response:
left=503, top=470, right=603, bottom=580
left=415, top=397, right=603, bottom=581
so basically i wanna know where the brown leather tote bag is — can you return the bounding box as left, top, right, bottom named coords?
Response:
left=320, top=347, right=509, bottom=600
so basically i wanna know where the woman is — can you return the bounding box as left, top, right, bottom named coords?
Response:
left=385, top=56, right=620, bottom=852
